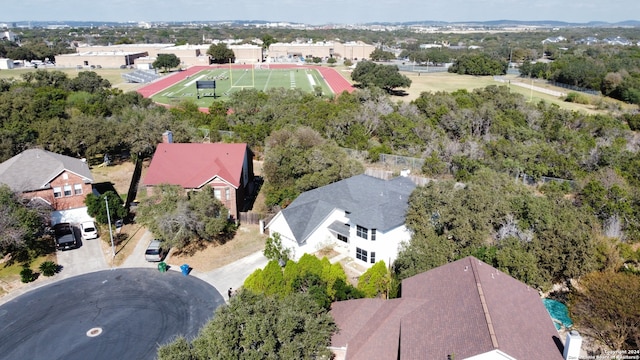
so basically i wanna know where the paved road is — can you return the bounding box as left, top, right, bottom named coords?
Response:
left=0, top=269, right=223, bottom=360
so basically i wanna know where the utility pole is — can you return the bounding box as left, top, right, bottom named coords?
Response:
left=105, top=196, right=115, bottom=259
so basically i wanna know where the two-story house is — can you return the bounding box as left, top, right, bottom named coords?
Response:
left=266, top=174, right=416, bottom=268
left=0, top=149, right=94, bottom=224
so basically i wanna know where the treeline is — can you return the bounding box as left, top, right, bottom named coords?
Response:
left=520, top=46, right=640, bottom=105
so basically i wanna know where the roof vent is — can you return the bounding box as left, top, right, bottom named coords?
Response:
left=464, top=266, right=468, bottom=271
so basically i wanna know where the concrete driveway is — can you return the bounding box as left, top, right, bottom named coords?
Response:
left=55, top=226, right=108, bottom=278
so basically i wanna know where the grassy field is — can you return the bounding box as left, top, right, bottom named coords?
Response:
left=399, top=71, right=625, bottom=114
left=151, top=67, right=333, bottom=107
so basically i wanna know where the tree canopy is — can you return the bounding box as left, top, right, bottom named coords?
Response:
left=153, top=53, right=181, bottom=73
left=158, top=291, right=336, bottom=360
left=136, top=185, right=235, bottom=249
left=569, top=271, right=640, bottom=350
left=0, top=185, right=48, bottom=255
left=207, top=43, right=235, bottom=64
left=85, top=191, right=128, bottom=225
left=351, top=60, right=412, bottom=91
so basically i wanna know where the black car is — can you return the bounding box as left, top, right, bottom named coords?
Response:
left=52, top=223, right=78, bottom=250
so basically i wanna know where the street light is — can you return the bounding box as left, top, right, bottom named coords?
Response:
left=105, top=196, right=115, bottom=259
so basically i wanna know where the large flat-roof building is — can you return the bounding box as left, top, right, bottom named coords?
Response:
left=268, top=41, right=375, bottom=62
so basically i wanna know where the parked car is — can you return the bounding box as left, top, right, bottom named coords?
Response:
left=80, top=221, right=98, bottom=240
left=145, top=240, right=166, bottom=262
left=53, top=223, right=78, bottom=250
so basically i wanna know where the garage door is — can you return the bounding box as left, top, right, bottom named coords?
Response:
left=51, top=207, right=93, bottom=226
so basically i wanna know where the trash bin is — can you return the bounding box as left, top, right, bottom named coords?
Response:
left=180, top=264, right=190, bottom=276
left=157, top=262, right=167, bottom=273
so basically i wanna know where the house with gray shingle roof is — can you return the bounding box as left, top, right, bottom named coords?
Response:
left=266, top=174, right=416, bottom=268
left=0, top=148, right=94, bottom=223
left=330, top=256, right=565, bottom=360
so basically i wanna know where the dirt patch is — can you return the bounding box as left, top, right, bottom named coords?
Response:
left=90, top=161, right=136, bottom=197
left=103, top=223, right=148, bottom=266
left=166, top=224, right=267, bottom=272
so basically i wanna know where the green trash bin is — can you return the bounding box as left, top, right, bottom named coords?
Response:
left=158, top=262, right=167, bottom=273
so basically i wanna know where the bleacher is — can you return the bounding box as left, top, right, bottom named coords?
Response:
left=121, top=70, right=161, bottom=83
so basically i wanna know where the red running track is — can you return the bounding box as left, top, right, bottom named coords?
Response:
left=136, top=64, right=354, bottom=100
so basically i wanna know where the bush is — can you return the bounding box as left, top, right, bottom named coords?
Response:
left=565, top=92, right=591, bottom=104
left=20, top=267, right=36, bottom=283
left=39, top=261, right=58, bottom=277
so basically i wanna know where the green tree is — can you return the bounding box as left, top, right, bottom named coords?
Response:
left=162, top=290, right=336, bottom=360
left=136, top=185, right=234, bottom=249
left=0, top=185, right=48, bottom=255
left=369, top=48, right=395, bottom=61
left=357, top=261, right=391, bottom=298
left=351, top=60, right=411, bottom=92
left=569, top=271, right=640, bottom=350
left=262, top=126, right=363, bottom=207
left=449, top=53, right=507, bottom=76
left=263, top=232, right=292, bottom=264
left=84, top=191, right=128, bottom=225
left=153, top=53, right=181, bottom=73
left=207, top=43, right=235, bottom=64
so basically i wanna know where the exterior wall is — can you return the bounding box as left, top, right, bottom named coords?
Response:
left=21, top=170, right=92, bottom=211
left=348, top=224, right=411, bottom=268
left=229, top=45, right=263, bottom=64
left=54, top=52, right=147, bottom=68
left=75, top=44, right=172, bottom=58
left=304, top=210, right=349, bottom=255
left=207, top=180, right=239, bottom=221
left=268, top=41, right=375, bottom=61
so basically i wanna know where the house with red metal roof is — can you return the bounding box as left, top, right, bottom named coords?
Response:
left=330, top=256, right=565, bottom=360
left=142, top=140, right=254, bottom=221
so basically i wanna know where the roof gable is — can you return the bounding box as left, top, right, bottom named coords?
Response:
left=0, top=149, right=93, bottom=192
left=143, top=143, right=247, bottom=189
left=279, top=174, right=416, bottom=243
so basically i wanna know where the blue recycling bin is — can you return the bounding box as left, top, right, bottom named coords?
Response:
left=180, top=264, right=190, bottom=276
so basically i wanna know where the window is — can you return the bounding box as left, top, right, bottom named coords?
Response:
left=63, top=185, right=72, bottom=196
left=225, top=188, right=230, bottom=201
left=214, top=189, right=221, bottom=200
left=337, top=234, right=348, bottom=243
left=371, top=229, right=376, bottom=241
left=62, top=173, right=69, bottom=180
left=356, top=225, right=368, bottom=239
left=356, top=247, right=368, bottom=262
left=53, top=187, right=62, bottom=198
left=371, top=252, right=376, bottom=264
left=74, top=184, right=83, bottom=195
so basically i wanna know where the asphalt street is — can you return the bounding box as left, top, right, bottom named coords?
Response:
left=0, top=229, right=269, bottom=359
left=0, top=269, right=223, bottom=360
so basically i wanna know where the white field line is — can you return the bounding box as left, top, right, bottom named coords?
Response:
left=184, top=74, right=206, bottom=87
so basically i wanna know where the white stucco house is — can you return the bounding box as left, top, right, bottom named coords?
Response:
left=266, top=174, right=417, bottom=268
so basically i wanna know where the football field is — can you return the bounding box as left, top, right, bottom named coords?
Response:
left=150, top=66, right=334, bottom=107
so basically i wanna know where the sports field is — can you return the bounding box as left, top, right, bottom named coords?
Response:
left=148, top=65, right=335, bottom=107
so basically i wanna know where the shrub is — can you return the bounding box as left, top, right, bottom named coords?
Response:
left=39, top=261, right=58, bottom=277
left=565, top=92, right=591, bottom=105
left=20, top=267, right=36, bottom=283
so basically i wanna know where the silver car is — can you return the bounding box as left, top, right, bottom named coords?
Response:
left=145, top=240, right=166, bottom=262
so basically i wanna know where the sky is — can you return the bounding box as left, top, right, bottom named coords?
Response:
left=2, top=0, right=638, bottom=25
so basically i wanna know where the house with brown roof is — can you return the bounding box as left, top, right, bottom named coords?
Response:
left=142, top=140, right=254, bottom=221
left=330, top=256, right=564, bottom=360
left=0, top=149, right=94, bottom=224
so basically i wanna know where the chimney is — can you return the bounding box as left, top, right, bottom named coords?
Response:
left=162, top=130, right=173, bottom=144
left=563, top=330, right=582, bottom=360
